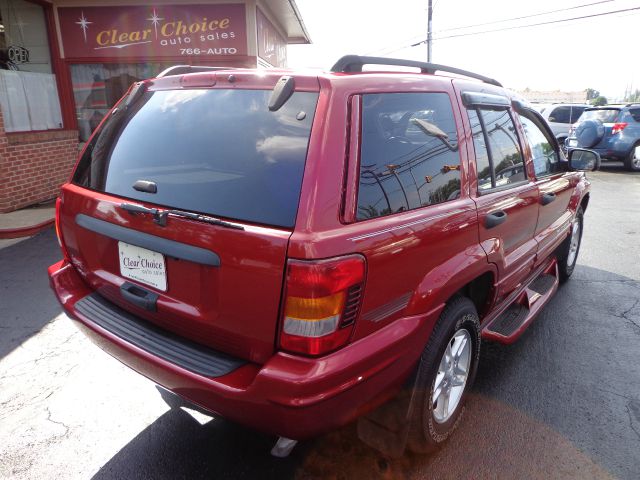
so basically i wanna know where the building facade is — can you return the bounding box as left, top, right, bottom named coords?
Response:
left=0, top=0, right=309, bottom=212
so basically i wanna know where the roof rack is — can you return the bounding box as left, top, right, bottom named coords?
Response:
left=156, top=65, right=238, bottom=78
left=330, top=55, right=502, bottom=87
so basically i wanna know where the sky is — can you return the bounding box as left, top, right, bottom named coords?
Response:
left=288, top=0, right=640, bottom=101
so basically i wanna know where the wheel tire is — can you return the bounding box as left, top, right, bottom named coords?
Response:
left=407, top=296, right=481, bottom=454
left=624, top=143, right=640, bottom=172
left=558, top=206, right=584, bottom=283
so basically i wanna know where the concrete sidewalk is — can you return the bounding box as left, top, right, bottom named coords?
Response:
left=0, top=201, right=55, bottom=248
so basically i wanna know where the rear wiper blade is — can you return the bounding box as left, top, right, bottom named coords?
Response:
left=165, top=209, right=244, bottom=230
left=120, top=203, right=244, bottom=230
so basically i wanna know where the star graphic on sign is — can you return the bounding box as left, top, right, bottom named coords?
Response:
left=75, top=12, right=92, bottom=43
left=146, top=9, right=164, bottom=39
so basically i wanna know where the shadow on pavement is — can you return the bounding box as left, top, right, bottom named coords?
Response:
left=88, top=265, right=639, bottom=479
left=91, top=408, right=306, bottom=480
left=597, top=162, right=640, bottom=175
left=0, top=228, right=62, bottom=360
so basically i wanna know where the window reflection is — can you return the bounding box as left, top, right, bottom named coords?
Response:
left=481, top=109, right=526, bottom=187
left=73, top=89, right=319, bottom=228
left=519, top=115, right=559, bottom=177
left=468, top=109, right=492, bottom=190
left=71, top=63, right=173, bottom=142
left=357, top=93, right=462, bottom=220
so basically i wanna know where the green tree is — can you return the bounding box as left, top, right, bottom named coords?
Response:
left=592, top=96, right=608, bottom=106
left=585, top=88, right=600, bottom=101
left=624, top=89, right=640, bottom=103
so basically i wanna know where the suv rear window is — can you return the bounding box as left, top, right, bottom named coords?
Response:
left=73, top=88, right=319, bottom=228
left=579, top=108, right=620, bottom=123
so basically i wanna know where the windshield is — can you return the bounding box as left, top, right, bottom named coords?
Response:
left=73, top=88, right=319, bottom=228
left=578, top=108, right=620, bottom=123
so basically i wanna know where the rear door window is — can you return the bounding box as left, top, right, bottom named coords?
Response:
left=570, top=106, right=587, bottom=123
left=73, top=88, right=319, bottom=228
left=466, top=108, right=526, bottom=191
left=548, top=106, right=571, bottom=124
left=356, top=92, right=461, bottom=220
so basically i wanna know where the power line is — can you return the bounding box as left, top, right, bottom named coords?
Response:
left=366, top=0, right=616, bottom=56
left=430, top=6, right=640, bottom=41
left=432, top=0, right=615, bottom=34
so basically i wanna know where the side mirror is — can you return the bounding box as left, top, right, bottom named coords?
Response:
left=568, top=148, right=600, bottom=171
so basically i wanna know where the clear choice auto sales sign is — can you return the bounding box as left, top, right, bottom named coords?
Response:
left=58, top=4, right=247, bottom=59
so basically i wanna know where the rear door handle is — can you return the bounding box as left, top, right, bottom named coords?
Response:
left=541, top=192, right=556, bottom=205
left=485, top=210, right=508, bottom=229
left=120, top=282, right=159, bottom=311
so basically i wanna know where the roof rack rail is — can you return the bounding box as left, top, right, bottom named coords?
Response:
left=156, top=65, right=238, bottom=78
left=330, top=55, right=502, bottom=87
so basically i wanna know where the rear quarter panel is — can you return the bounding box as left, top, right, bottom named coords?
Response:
left=289, top=74, right=492, bottom=343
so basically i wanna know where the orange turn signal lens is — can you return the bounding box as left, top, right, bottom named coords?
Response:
left=284, top=292, right=346, bottom=320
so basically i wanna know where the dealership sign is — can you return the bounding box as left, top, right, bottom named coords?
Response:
left=257, top=8, right=286, bottom=68
left=58, top=4, right=247, bottom=59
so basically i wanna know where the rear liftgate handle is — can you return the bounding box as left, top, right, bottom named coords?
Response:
left=541, top=192, right=557, bottom=205
left=485, top=210, right=508, bottom=229
left=120, top=282, right=159, bottom=311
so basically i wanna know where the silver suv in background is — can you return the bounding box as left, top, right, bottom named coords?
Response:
left=531, top=103, right=589, bottom=146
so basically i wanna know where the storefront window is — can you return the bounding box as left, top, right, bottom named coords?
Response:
left=0, top=0, right=62, bottom=131
left=71, top=63, right=170, bottom=142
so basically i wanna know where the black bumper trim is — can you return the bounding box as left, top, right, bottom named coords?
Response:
left=75, top=293, right=246, bottom=377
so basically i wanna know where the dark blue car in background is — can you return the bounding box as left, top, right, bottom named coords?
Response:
left=567, top=104, right=640, bottom=171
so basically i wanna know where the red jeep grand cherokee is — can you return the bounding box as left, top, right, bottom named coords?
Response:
left=48, top=56, right=598, bottom=456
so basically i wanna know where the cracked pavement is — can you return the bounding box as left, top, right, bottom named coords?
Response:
left=0, top=167, right=639, bottom=479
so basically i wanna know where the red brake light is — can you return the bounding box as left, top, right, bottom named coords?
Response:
left=611, top=122, right=628, bottom=135
left=279, top=255, right=366, bottom=356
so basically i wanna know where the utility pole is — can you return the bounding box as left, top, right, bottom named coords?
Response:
left=427, top=0, right=433, bottom=62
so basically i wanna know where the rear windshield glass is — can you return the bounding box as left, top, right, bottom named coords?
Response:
left=579, top=108, right=620, bottom=123
left=73, top=88, right=319, bottom=228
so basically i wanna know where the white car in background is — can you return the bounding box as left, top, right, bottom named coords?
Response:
left=530, top=103, right=589, bottom=147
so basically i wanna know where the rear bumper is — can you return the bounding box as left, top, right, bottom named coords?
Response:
left=48, top=260, right=437, bottom=439
left=579, top=139, right=633, bottom=160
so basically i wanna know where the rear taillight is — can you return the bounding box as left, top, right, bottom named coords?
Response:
left=55, top=197, right=71, bottom=261
left=611, top=122, right=628, bottom=135
left=279, top=255, right=366, bottom=356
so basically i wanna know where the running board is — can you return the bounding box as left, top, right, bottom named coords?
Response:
left=482, top=259, right=559, bottom=344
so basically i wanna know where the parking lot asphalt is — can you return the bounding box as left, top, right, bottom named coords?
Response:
left=1, top=165, right=639, bottom=480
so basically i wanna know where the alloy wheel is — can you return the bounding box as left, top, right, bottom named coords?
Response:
left=567, top=219, right=582, bottom=267
left=432, top=329, right=471, bottom=423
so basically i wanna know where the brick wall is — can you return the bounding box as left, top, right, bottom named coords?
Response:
left=0, top=108, right=79, bottom=213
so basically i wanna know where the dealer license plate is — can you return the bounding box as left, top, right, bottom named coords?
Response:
left=118, top=241, right=167, bottom=291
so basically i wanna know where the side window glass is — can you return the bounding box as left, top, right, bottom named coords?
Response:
left=467, top=109, right=492, bottom=190
left=548, top=106, right=571, bottom=123
left=570, top=106, right=586, bottom=123
left=519, top=115, right=560, bottom=177
left=480, top=109, right=526, bottom=187
left=629, top=108, right=640, bottom=122
left=357, top=93, right=461, bottom=220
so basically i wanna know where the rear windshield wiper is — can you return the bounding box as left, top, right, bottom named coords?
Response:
left=121, top=203, right=244, bottom=230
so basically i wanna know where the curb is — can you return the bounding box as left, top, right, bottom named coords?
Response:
left=0, top=219, right=55, bottom=239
